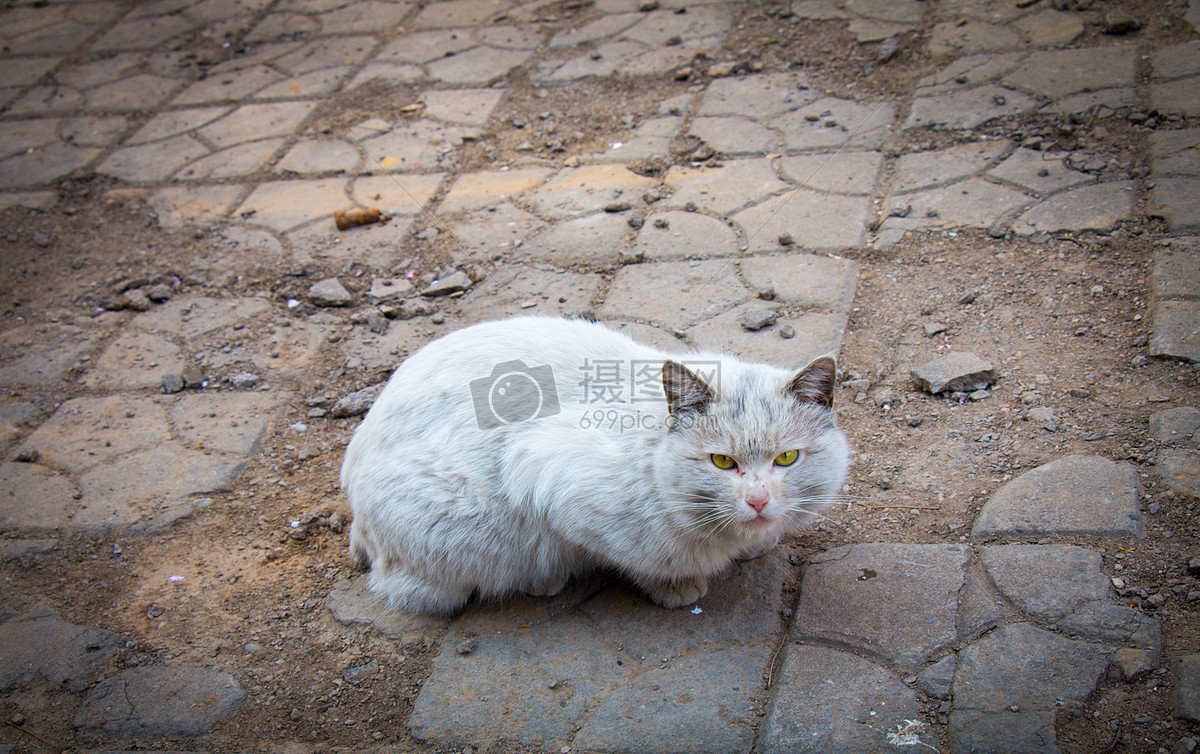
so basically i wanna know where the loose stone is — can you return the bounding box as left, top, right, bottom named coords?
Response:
left=309, top=278, right=353, bottom=307
left=912, top=352, right=996, bottom=394
left=741, top=309, right=778, bottom=331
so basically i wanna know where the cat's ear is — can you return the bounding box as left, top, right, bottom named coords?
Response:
left=662, top=360, right=714, bottom=418
left=785, top=356, right=836, bottom=410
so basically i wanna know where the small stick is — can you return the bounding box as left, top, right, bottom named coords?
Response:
left=6, top=720, right=55, bottom=748
left=861, top=504, right=941, bottom=510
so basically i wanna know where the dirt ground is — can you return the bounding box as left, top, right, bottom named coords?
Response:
left=2, top=0, right=1199, bottom=751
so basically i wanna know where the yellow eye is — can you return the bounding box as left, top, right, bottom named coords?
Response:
left=774, top=449, right=800, bottom=467
left=710, top=453, right=737, bottom=470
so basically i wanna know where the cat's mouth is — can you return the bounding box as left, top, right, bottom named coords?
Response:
left=743, top=513, right=778, bottom=530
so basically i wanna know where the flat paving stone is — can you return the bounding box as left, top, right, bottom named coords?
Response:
left=738, top=253, right=859, bottom=310
left=439, top=167, right=552, bottom=214
left=689, top=115, right=780, bottom=157
left=75, top=442, right=243, bottom=530
left=411, top=611, right=632, bottom=749
left=1150, top=177, right=1200, bottom=233
left=0, top=141, right=104, bottom=190
left=1153, top=39, right=1200, bottom=80
left=882, top=177, right=1031, bottom=240
left=572, top=646, right=765, bottom=754
left=973, top=454, right=1142, bottom=538
left=341, top=318, right=445, bottom=371
left=953, top=622, right=1112, bottom=713
left=427, top=45, right=532, bottom=85
left=772, top=97, right=895, bottom=151
left=761, top=645, right=923, bottom=754
left=599, top=258, right=751, bottom=329
left=1003, top=46, right=1136, bottom=99
left=1176, top=654, right=1200, bottom=722
left=144, top=184, right=243, bottom=229
left=1153, top=75, right=1200, bottom=116
left=413, top=553, right=789, bottom=751
left=987, top=148, right=1092, bottom=195
left=0, top=607, right=120, bottom=693
left=171, top=392, right=280, bottom=455
left=697, top=72, right=816, bottom=118
left=0, top=538, right=58, bottom=560
left=421, top=87, right=506, bottom=125
left=891, top=141, right=1011, bottom=194
left=778, top=151, right=883, bottom=195
left=1012, top=9, right=1084, bottom=46
left=795, top=542, right=968, bottom=667
left=524, top=163, right=656, bottom=219
left=585, top=115, right=681, bottom=164
left=1150, top=405, right=1200, bottom=447
left=928, top=18, right=1025, bottom=55
left=82, top=331, right=185, bottom=390
left=19, top=396, right=171, bottom=474
left=733, top=190, right=870, bottom=251
left=131, top=296, right=270, bottom=340
left=689, top=306, right=849, bottom=367
left=0, top=323, right=102, bottom=387
left=981, top=544, right=1108, bottom=621
left=516, top=212, right=632, bottom=264
left=664, top=159, right=790, bottom=215
left=197, top=320, right=329, bottom=379
left=905, top=84, right=1038, bottom=130
left=1159, top=450, right=1200, bottom=498
left=633, top=211, right=742, bottom=260
left=453, top=265, right=601, bottom=322
left=0, top=461, right=78, bottom=529
left=1151, top=129, right=1200, bottom=177
left=75, top=665, right=245, bottom=737
left=441, top=203, right=546, bottom=262
left=1011, top=181, right=1134, bottom=235
left=949, top=710, right=1062, bottom=754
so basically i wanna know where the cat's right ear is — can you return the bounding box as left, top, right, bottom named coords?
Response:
left=662, top=360, right=713, bottom=419
left=785, top=356, right=837, bottom=410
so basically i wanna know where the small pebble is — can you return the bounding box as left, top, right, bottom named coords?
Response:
left=779, top=324, right=796, bottom=339
left=13, top=448, right=38, bottom=463
left=431, top=312, right=446, bottom=324
left=456, top=639, right=477, bottom=655
left=162, top=373, right=185, bottom=394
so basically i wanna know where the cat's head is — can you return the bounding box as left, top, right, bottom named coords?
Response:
left=655, top=355, right=850, bottom=539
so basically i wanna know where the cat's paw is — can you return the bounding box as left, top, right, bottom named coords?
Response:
left=525, top=573, right=567, bottom=598
left=644, top=575, right=708, bottom=609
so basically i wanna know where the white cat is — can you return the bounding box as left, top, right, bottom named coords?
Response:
left=341, top=316, right=850, bottom=615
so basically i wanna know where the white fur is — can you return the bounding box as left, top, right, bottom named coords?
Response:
left=341, top=316, right=850, bottom=615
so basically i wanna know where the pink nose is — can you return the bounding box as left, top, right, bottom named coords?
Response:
left=746, top=492, right=769, bottom=513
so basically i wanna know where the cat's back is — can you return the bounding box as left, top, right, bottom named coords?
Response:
left=376, top=316, right=663, bottom=403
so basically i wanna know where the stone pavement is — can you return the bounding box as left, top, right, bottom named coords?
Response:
left=1, top=0, right=1200, bottom=749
